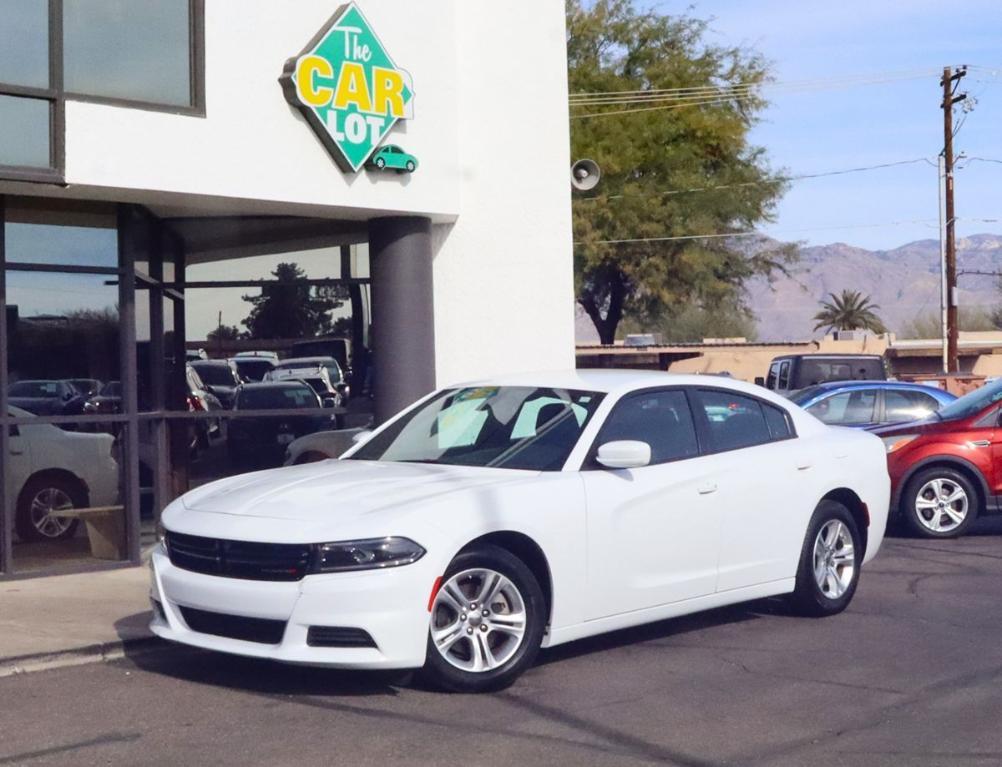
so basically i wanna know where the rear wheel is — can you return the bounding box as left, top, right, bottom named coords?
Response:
left=790, top=500, right=861, bottom=617
left=902, top=466, right=977, bottom=539
left=422, top=545, right=545, bottom=693
left=15, top=475, right=84, bottom=542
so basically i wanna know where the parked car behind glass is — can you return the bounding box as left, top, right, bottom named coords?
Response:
left=762, top=354, right=886, bottom=396
left=790, top=381, right=955, bottom=429
left=6, top=406, right=119, bottom=542
left=227, top=381, right=337, bottom=467
left=8, top=380, right=85, bottom=417
left=189, top=360, right=242, bottom=409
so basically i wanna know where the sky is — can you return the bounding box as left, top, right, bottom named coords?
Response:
left=657, top=0, right=1002, bottom=251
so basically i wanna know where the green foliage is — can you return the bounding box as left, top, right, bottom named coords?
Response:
left=568, top=0, right=794, bottom=344
left=621, top=299, right=759, bottom=342
left=899, top=306, right=1000, bottom=339
left=812, top=290, right=887, bottom=334
left=207, top=323, right=241, bottom=342
left=241, top=263, right=346, bottom=340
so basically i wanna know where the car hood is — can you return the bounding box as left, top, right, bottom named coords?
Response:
left=868, top=415, right=945, bottom=437
left=178, top=460, right=536, bottom=525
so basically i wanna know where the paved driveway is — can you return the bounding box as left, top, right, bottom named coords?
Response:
left=2, top=521, right=1001, bottom=766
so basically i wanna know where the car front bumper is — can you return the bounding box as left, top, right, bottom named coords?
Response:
left=149, top=545, right=436, bottom=670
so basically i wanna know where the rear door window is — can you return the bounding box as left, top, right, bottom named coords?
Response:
left=806, top=390, right=876, bottom=425
left=696, top=390, right=778, bottom=452
left=885, top=390, right=940, bottom=423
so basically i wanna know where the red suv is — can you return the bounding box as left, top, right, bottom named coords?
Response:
left=874, top=379, right=1002, bottom=538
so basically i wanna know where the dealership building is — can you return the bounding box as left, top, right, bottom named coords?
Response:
left=0, top=1, right=574, bottom=577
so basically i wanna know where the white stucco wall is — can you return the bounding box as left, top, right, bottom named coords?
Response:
left=432, top=1, right=576, bottom=384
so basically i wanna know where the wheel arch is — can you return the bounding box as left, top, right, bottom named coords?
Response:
left=17, top=468, right=90, bottom=509
left=895, top=455, right=989, bottom=518
left=820, top=487, right=870, bottom=555
left=456, top=531, right=554, bottom=626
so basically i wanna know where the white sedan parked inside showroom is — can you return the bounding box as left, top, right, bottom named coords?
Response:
left=151, top=371, right=889, bottom=692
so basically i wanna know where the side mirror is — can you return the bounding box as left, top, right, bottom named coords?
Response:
left=352, top=429, right=373, bottom=444
left=754, top=377, right=765, bottom=387
left=596, top=440, right=651, bottom=470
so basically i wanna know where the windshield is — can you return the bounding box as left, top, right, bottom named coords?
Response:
left=8, top=381, right=60, bottom=398
left=348, top=386, right=604, bottom=471
left=99, top=382, right=122, bottom=396
left=936, top=378, right=1002, bottom=421
left=236, top=386, right=319, bottom=410
left=192, top=364, right=238, bottom=386
left=233, top=359, right=273, bottom=381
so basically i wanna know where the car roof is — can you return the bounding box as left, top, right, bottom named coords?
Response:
left=239, top=380, right=314, bottom=390
left=772, top=354, right=883, bottom=361
left=190, top=359, right=232, bottom=366
left=802, top=380, right=946, bottom=392
left=455, top=369, right=780, bottom=397
left=276, top=356, right=336, bottom=365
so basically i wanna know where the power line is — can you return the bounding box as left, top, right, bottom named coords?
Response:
left=575, top=218, right=941, bottom=247
left=569, top=69, right=938, bottom=103
left=576, top=157, right=935, bottom=204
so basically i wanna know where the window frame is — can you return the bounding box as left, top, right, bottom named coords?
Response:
left=584, top=386, right=705, bottom=470
left=0, top=0, right=205, bottom=184
left=690, top=386, right=798, bottom=455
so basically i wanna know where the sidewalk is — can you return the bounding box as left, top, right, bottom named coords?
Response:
left=0, top=564, right=155, bottom=677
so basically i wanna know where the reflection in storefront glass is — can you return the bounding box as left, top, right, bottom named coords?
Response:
left=5, top=272, right=120, bottom=397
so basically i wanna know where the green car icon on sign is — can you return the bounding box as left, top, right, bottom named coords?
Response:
left=366, top=145, right=418, bottom=173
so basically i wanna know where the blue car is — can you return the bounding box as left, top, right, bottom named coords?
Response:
left=789, top=381, right=956, bottom=429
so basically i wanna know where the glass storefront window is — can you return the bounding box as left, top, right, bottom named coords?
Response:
left=4, top=212, right=117, bottom=267
left=63, top=0, right=193, bottom=106
left=6, top=417, right=126, bottom=573
left=0, top=95, right=50, bottom=168
left=6, top=272, right=120, bottom=400
left=0, top=0, right=49, bottom=89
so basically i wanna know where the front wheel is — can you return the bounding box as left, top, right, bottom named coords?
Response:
left=422, top=545, right=545, bottom=692
left=15, top=475, right=84, bottom=542
left=902, top=467, right=977, bottom=539
left=790, top=500, right=861, bottom=617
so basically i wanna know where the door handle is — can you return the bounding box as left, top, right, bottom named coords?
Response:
left=796, top=462, right=813, bottom=471
left=8, top=450, right=23, bottom=456
left=697, top=483, right=718, bottom=495
left=970, top=440, right=991, bottom=448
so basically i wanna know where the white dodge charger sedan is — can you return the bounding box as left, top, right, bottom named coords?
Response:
left=151, top=371, right=889, bottom=692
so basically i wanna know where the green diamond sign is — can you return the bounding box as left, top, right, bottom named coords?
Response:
left=280, top=3, right=415, bottom=173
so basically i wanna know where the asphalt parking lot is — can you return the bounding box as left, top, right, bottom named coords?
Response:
left=2, top=521, right=1002, bottom=767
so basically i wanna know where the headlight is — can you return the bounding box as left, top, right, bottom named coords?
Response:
left=882, top=435, right=918, bottom=454
left=310, top=537, right=425, bottom=573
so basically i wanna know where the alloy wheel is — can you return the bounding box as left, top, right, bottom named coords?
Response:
left=914, top=478, right=968, bottom=534
left=430, top=568, right=527, bottom=673
left=812, top=519, right=855, bottom=599
left=29, top=487, right=75, bottom=539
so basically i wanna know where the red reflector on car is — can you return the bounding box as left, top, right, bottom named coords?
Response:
left=427, top=576, right=443, bottom=612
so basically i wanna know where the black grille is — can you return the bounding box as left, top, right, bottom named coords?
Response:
left=307, top=626, right=377, bottom=648
left=179, top=606, right=286, bottom=645
left=166, top=531, right=313, bottom=581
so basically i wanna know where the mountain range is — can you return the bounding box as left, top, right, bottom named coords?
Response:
left=575, top=234, right=1002, bottom=343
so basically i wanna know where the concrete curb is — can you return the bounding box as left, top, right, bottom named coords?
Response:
left=0, top=636, right=164, bottom=679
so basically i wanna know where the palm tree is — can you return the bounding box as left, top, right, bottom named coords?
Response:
left=812, top=290, right=887, bottom=333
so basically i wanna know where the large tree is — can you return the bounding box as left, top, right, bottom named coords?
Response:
left=241, top=262, right=346, bottom=339
left=568, top=0, right=793, bottom=344
left=813, top=290, right=887, bottom=334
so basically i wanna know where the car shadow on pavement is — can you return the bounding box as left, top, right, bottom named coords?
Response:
left=537, top=599, right=782, bottom=668
left=116, top=620, right=406, bottom=698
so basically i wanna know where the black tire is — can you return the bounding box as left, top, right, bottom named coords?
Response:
left=15, top=475, right=84, bottom=542
left=421, top=545, right=546, bottom=693
left=789, top=500, right=862, bottom=617
left=901, top=466, right=978, bottom=539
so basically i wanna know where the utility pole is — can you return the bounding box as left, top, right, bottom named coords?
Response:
left=941, top=65, right=967, bottom=373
